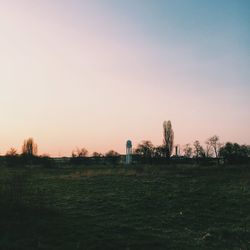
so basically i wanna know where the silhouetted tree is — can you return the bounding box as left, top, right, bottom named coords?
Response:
left=206, top=135, right=221, bottom=158
left=205, top=140, right=213, bottom=157
left=5, top=148, right=19, bottom=166
left=219, top=142, right=249, bottom=164
left=105, top=150, right=120, bottom=157
left=163, top=121, right=174, bottom=158
left=92, top=152, right=103, bottom=157
left=183, top=144, right=193, bottom=158
left=134, top=140, right=154, bottom=158
left=105, top=150, right=120, bottom=165
left=71, top=147, right=89, bottom=165
left=92, top=152, right=103, bottom=164
left=6, top=148, right=18, bottom=157
left=22, top=138, right=38, bottom=156
left=193, top=140, right=205, bottom=158
left=153, top=145, right=165, bottom=158
left=72, top=148, right=88, bottom=158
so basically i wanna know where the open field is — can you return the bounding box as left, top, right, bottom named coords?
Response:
left=0, top=164, right=250, bottom=250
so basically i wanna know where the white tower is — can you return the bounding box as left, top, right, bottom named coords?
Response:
left=126, top=140, right=132, bottom=165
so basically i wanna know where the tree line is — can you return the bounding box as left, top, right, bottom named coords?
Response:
left=1, top=120, right=250, bottom=166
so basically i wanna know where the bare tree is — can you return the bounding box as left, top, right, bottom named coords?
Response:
left=22, top=138, right=38, bottom=156
left=163, top=121, right=174, bottom=158
left=6, top=147, right=18, bottom=157
left=205, top=140, right=213, bottom=157
left=193, top=140, right=205, bottom=158
left=183, top=144, right=193, bottom=158
left=206, top=135, right=221, bottom=158
left=72, top=148, right=88, bottom=158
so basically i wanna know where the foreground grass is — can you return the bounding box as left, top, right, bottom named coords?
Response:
left=0, top=165, right=250, bottom=249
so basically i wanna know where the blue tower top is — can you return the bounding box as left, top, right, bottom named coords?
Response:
left=126, top=140, right=132, bottom=149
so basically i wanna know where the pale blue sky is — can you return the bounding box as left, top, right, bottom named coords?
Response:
left=0, top=0, right=249, bottom=155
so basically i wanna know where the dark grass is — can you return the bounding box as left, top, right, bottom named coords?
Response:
left=0, top=165, right=250, bottom=250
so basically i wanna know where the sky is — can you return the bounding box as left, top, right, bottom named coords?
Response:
left=0, top=0, right=249, bottom=156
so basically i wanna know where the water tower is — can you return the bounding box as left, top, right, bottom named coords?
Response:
left=126, top=140, right=132, bottom=165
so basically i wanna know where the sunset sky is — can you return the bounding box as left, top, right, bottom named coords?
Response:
left=0, top=0, right=249, bottom=156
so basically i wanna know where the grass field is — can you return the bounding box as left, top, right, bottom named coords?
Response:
left=0, top=164, right=250, bottom=250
